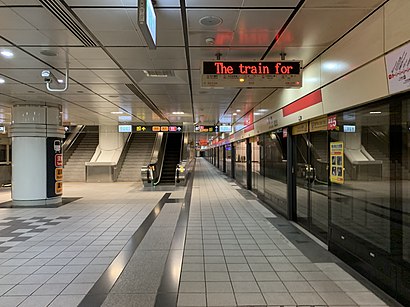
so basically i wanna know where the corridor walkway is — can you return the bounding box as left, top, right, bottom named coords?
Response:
left=0, top=158, right=401, bottom=307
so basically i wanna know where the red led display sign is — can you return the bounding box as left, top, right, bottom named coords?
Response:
left=201, top=60, right=302, bottom=88
left=203, top=61, right=301, bottom=75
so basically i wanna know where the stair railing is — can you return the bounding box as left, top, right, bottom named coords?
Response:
left=63, top=125, right=85, bottom=164
left=113, top=132, right=134, bottom=182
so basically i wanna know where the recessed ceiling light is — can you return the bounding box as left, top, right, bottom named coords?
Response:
left=0, top=78, right=5, bottom=84
left=172, top=111, right=185, bottom=115
left=1, top=50, right=14, bottom=58
left=239, top=78, right=245, bottom=83
left=236, top=109, right=241, bottom=112
left=370, top=111, right=381, bottom=114
left=199, top=16, right=223, bottom=27
left=111, top=111, right=124, bottom=115
left=58, top=79, right=64, bottom=84
left=232, top=113, right=237, bottom=116
left=40, top=49, right=58, bottom=57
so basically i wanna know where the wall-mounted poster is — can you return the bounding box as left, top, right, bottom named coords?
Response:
left=385, top=41, right=410, bottom=94
left=330, top=141, right=344, bottom=184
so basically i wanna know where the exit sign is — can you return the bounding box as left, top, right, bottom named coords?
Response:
left=201, top=60, right=302, bottom=88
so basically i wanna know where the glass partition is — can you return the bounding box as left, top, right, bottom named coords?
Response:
left=261, top=130, right=288, bottom=216
left=330, top=103, right=391, bottom=252
left=226, top=143, right=232, bottom=177
left=251, top=136, right=264, bottom=195
left=234, top=140, right=247, bottom=187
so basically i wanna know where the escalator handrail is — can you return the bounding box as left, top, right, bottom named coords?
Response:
left=142, top=132, right=164, bottom=185
left=153, top=133, right=168, bottom=185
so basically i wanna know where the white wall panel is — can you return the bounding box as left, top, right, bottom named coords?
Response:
left=258, top=60, right=322, bottom=114
left=322, top=57, right=388, bottom=114
left=320, top=9, right=384, bottom=86
left=12, top=137, right=46, bottom=200
left=384, top=0, right=410, bottom=52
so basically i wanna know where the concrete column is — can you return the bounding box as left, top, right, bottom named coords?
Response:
left=10, top=103, right=64, bottom=207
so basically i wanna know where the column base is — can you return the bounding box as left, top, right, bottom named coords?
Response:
left=12, top=196, right=62, bottom=207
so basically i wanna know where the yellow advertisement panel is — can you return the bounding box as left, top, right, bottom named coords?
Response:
left=330, top=141, right=344, bottom=184
left=309, top=116, right=328, bottom=132
left=55, top=168, right=63, bottom=181
left=292, top=122, right=308, bottom=135
left=55, top=182, right=63, bottom=195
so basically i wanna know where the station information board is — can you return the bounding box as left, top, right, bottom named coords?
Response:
left=201, top=60, right=302, bottom=88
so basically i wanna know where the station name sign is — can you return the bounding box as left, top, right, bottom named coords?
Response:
left=201, top=60, right=302, bottom=88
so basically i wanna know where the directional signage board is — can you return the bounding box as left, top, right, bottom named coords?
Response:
left=195, top=125, right=219, bottom=133
left=119, top=125, right=183, bottom=133
left=201, top=60, right=302, bottom=88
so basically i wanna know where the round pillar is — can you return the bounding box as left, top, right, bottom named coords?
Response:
left=10, top=103, right=64, bottom=207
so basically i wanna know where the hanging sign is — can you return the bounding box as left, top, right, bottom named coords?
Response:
left=330, top=141, right=344, bottom=184
left=201, top=60, right=302, bottom=88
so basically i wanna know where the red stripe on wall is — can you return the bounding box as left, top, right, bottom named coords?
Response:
left=282, top=89, right=322, bottom=117
left=244, top=124, right=254, bottom=133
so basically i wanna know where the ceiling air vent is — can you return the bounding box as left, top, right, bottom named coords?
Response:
left=39, top=0, right=98, bottom=47
left=143, top=70, right=175, bottom=78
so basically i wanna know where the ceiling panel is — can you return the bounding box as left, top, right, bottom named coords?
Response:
left=242, top=0, right=300, bottom=7
left=94, top=30, right=145, bottom=47
left=0, top=8, right=34, bottom=29
left=187, top=9, right=240, bottom=32
left=105, top=47, right=152, bottom=69
left=0, top=30, right=53, bottom=45
left=304, top=0, right=385, bottom=8
left=13, top=8, right=67, bottom=30
left=67, top=0, right=180, bottom=7
left=92, top=70, right=131, bottom=84
left=0, top=37, right=10, bottom=45
left=0, top=47, right=49, bottom=69
left=186, top=0, right=242, bottom=7
left=1, top=0, right=48, bottom=4
left=236, top=10, right=292, bottom=32
left=273, top=7, right=374, bottom=48
left=0, top=0, right=386, bottom=126
left=67, top=48, right=118, bottom=69
left=74, top=9, right=137, bottom=31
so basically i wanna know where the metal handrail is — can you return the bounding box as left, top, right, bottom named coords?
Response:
left=141, top=132, right=167, bottom=186
left=113, top=132, right=133, bottom=181
left=153, top=133, right=168, bottom=185
left=63, top=125, right=84, bottom=153
left=175, top=132, right=195, bottom=186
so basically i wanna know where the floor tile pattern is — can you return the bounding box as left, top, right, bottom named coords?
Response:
left=176, top=158, right=394, bottom=307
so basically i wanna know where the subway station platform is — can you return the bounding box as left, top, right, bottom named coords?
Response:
left=0, top=158, right=402, bottom=307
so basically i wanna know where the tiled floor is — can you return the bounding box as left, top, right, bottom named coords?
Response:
left=0, top=160, right=403, bottom=307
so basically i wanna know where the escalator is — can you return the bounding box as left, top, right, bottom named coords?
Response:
left=158, top=133, right=182, bottom=185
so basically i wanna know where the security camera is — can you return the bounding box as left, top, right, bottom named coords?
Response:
left=41, top=70, right=58, bottom=84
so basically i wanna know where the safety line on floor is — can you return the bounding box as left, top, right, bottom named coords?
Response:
left=78, top=192, right=172, bottom=307
left=154, top=161, right=196, bottom=307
